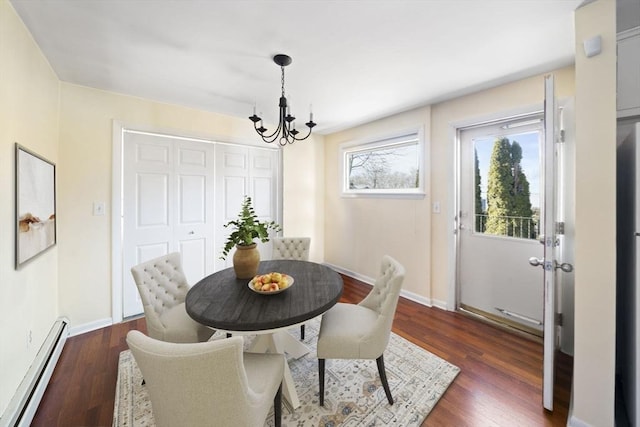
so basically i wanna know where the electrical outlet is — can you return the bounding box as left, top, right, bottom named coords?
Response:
left=432, top=201, right=441, bottom=214
left=27, top=330, right=32, bottom=348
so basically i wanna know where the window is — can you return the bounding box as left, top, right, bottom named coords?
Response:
left=469, top=116, right=542, bottom=240
left=341, top=130, right=424, bottom=197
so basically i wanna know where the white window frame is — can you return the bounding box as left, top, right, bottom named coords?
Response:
left=340, top=128, right=425, bottom=198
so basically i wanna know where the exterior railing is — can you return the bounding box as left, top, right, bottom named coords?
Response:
left=475, top=214, right=539, bottom=239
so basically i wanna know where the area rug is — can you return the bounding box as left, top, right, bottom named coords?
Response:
left=113, top=318, right=459, bottom=426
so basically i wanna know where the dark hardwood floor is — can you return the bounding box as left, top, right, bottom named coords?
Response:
left=31, top=275, right=572, bottom=426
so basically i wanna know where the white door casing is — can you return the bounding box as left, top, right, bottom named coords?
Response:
left=558, top=99, right=576, bottom=356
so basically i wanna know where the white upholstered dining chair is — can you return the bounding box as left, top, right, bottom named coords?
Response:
left=316, top=255, right=405, bottom=406
left=127, top=331, right=285, bottom=427
left=130, top=252, right=213, bottom=343
left=271, top=237, right=311, bottom=339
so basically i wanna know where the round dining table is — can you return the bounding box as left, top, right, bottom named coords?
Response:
left=185, top=259, right=343, bottom=409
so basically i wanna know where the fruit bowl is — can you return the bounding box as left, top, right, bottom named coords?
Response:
left=248, top=272, right=294, bottom=295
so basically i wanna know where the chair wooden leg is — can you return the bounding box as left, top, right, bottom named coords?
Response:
left=376, top=355, right=393, bottom=405
left=318, top=358, right=325, bottom=406
left=274, top=383, right=282, bottom=427
left=300, top=324, right=305, bottom=341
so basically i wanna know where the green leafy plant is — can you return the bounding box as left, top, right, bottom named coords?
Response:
left=220, top=195, right=281, bottom=260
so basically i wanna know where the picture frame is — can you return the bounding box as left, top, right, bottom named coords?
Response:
left=15, top=143, right=57, bottom=268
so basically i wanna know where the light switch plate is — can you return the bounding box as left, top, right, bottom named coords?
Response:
left=93, top=202, right=105, bottom=216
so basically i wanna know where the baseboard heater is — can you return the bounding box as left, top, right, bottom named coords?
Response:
left=0, top=317, right=69, bottom=427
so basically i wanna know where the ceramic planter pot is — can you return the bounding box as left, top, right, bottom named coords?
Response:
left=233, top=243, right=260, bottom=279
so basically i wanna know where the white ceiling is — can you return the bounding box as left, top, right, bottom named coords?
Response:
left=11, top=0, right=583, bottom=134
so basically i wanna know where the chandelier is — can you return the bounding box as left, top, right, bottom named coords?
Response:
left=249, top=54, right=316, bottom=146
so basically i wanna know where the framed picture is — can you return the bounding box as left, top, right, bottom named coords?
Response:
left=15, top=144, right=56, bottom=268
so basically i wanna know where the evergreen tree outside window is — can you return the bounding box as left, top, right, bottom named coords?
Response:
left=473, top=130, right=540, bottom=239
left=475, top=149, right=483, bottom=232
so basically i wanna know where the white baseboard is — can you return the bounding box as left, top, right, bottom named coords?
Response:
left=566, top=385, right=592, bottom=427
left=400, top=289, right=433, bottom=307
left=431, top=298, right=448, bottom=310
left=567, top=415, right=592, bottom=427
left=323, top=262, right=441, bottom=310
left=68, top=317, right=113, bottom=337
left=324, top=262, right=375, bottom=286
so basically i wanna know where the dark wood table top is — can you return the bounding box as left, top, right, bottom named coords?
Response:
left=186, top=260, right=343, bottom=332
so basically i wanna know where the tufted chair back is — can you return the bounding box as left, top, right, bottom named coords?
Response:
left=131, top=252, right=189, bottom=316
left=271, top=237, right=311, bottom=261
left=358, top=255, right=406, bottom=352
left=271, top=237, right=312, bottom=340
left=130, top=252, right=213, bottom=343
left=126, top=331, right=284, bottom=427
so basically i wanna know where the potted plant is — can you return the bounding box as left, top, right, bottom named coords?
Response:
left=220, top=195, right=281, bottom=279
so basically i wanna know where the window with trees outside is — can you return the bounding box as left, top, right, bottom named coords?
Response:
left=473, top=126, right=541, bottom=240
left=341, top=131, right=424, bottom=197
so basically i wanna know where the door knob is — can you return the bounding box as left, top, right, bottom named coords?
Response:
left=529, top=257, right=544, bottom=267
left=529, top=257, right=573, bottom=273
left=555, top=261, right=574, bottom=273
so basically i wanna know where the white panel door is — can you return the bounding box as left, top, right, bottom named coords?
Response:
left=458, top=118, right=545, bottom=334
left=122, top=132, right=214, bottom=318
left=214, top=144, right=279, bottom=271
left=173, top=141, right=216, bottom=284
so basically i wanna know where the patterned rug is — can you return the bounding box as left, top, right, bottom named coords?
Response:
left=113, top=318, right=459, bottom=426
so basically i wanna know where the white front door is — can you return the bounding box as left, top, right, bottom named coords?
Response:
left=540, top=74, right=576, bottom=411
left=458, top=115, right=545, bottom=334
left=457, top=75, right=574, bottom=411
left=122, top=131, right=215, bottom=318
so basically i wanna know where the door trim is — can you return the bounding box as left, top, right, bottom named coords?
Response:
left=450, top=104, right=544, bottom=313
left=111, top=121, right=124, bottom=324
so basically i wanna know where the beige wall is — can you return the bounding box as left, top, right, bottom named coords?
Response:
left=572, top=1, right=617, bottom=425
left=57, top=83, right=324, bottom=327
left=323, top=68, right=575, bottom=306
left=281, top=137, right=325, bottom=261
left=324, top=107, right=432, bottom=303
left=0, top=0, right=60, bottom=415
